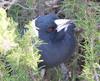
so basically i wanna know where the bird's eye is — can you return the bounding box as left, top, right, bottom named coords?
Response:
left=47, top=27, right=56, bottom=32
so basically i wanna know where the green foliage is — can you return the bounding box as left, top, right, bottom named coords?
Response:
left=0, top=8, right=17, bottom=53
left=0, top=8, right=41, bottom=81
left=7, top=0, right=35, bottom=36
left=63, top=0, right=100, bottom=81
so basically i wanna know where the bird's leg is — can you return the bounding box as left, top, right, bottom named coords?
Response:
left=40, top=68, right=50, bottom=81
left=40, top=68, right=46, bottom=78
left=60, top=63, right=69, bottom=81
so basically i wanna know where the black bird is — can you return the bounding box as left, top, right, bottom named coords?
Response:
left=32, top=13, right=76, bottom=68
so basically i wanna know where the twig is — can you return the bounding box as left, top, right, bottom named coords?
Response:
left=36, top=0, right=45, bottom=16
left=15, top=3, right=35, bottom=10
left=28, top=69, right=36, bottom=81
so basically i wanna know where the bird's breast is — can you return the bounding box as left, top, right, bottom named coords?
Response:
left=39, top=35, right=76, bottom=67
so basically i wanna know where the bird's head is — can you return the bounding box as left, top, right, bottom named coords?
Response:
left=32, top=13, right=76, bottom=42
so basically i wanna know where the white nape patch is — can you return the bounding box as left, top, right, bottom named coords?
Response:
left=54, top=19, right=71, bottom=32
left=32, top=19, right=39, bottom=37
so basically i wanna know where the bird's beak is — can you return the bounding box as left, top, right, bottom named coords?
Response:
left=54, top=19, right=72, bottom=32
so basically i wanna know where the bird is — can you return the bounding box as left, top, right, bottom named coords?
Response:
left=32, top=13, right=76, bottom=68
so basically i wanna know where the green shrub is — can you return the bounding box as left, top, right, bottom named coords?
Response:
left=0, top=8, right=41, bottom=81
left=62, top=0, right=100, bottom=81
